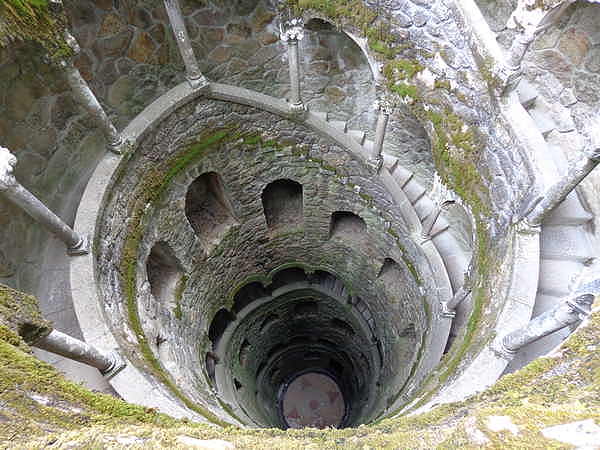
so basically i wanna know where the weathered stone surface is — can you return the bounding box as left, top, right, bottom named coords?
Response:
left=127, top=31, right=156, bottom=63
left=541, top=419, right=600, bottom=448
left=0, top=284, right=52, bottom=344
left=558, top=29, right=591, bottom=66
left=573, top=71, right=600, bottom=103
left=99, top=13, right=127, bottom=38
left=6, top=81, right=39, bottom=121
left=176, top=437, right=234, bottom=449
left=225, top=22, right=252, bottom=44
left=0, top=250, right=15, bottom=278
left=95, top=31, right=133, bottom=58
left=209, top=46, right=233, bottom=63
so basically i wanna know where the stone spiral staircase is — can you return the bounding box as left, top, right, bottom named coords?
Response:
left=1, top=0, right=598, bottom=434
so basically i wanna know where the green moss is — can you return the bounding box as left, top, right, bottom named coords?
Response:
left=383, top=59, right=424, bottom=81
left=479, top=56, right=503, bottom=93
left=0, top=283, right=52, bottom=344
left=288, top=0, right=376, bottom=33
left=0, top=0, right=72, bottom=60
left=390, top=82, right=418, bottom=100
left=434, top=79, right=452, bottom=91
left=0, top=334, right=191, bottom=440
left=120, top=129, right=236, bottom=426
left=173, top=275, right=188, bottom=320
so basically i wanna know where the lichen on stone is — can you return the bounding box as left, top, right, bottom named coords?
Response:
left=0, top=283, right=52, bottom=344
left=0, top=0, right=72, bottom=60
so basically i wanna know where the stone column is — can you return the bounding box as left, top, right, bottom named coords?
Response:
left=280, top=17, right=306, bottom=115
left=500, top=0, right=573, bottom=92
left=441, top=285, right=472, bottom=318
left=33, top=329, right=125, bottom=377
left=505, top=30, right=536, bottom=73
left=368, top=96, right=396, bottom=171
left=527, top=146, right=600, bottom=227
left=496, top=293, right=593, bottom=359
left=0, top=147, right=88, bottom=255
left=163, top=0, right=208, bottom=89
left=61, top=33, right=122, bottom=153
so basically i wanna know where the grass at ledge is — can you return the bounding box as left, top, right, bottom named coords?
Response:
left=1, top=306, right=598, bottom=448
left=0, top=0, right=72, bottom=59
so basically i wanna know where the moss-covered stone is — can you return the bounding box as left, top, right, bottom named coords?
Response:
left=0, top=0, right=72, bottom=60
left=0, top=304, right=597, bottom=448
left=0, top=283, right=52, bottom=344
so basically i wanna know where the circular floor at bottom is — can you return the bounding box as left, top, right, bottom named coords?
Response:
left=281, top=372, right=345, bottom=429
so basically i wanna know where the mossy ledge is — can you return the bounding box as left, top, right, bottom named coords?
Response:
left=0, top=283, right=52, bottom=344
left=0, top=0, right=72, bottom=60
left=2, top=299, right=597, bottom=448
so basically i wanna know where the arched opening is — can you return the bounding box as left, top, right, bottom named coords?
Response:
left=208, top=308, right=236, bottom=349
left=261, top=179, right=304, bottom=231
left=146, top=241, right=184, bottom=310
left=270, top=267, right=307, bottom=290
left=233, top=282, right=268, bottom=314
left=329, top=211, right=366, bottom=239
left=185, top=172, right=236, bottom=249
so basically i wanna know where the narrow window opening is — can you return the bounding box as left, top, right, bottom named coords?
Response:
left=146, top=241, right=184, bottom=310
left=208, top=308, right=236, bottom=348
left=185, top=172, right=236, bottom=249
left=261, top=179, right=303, bottom=231
left=329, top=211, right=366, bottom=239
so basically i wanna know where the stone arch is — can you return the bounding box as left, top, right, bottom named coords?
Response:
left=233, top=282, right=268, bottom=314
left=301, top=12, right=380, bottom=83
left=208, top=308, right=236, bottom=349
left=146, top=241, right=184, bottom=310
left=329, top=211, right=367, bottom=239
left=270, top=267, right=307, bottom=290
left=261, top=179, right=303, bottom=231
left=185, top=171, right=236, bottom=249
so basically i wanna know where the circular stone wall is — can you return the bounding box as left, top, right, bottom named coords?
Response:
left=92, top=95, right=450, bottom=426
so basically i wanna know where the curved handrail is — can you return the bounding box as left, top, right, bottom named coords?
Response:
left=71, top=79, right=464, bottom=421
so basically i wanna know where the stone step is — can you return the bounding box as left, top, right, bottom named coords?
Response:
left=537, top=258, right=583, bottom=297
left=392, top=164, right=413, bottom=188
left=403, top=179, right=427, bottom=204
left=363, top=139, right=374, bottom=155
left=540, top=224, right=595, bottom=263
left=517, top=79, right=538, bottom=109
left=347, top=129, right=366, bottom=145
left=430, top=215, right=450, bottom=238
left=531, top=293, right=564, bottom=317
left=382, top=154, right=399, bottom=172
left=413, top=196, right=435, bottom=221
left=544, top=191, right=594, bottom=226
left=528, top=106, right=557, bottom=138
left=313, top=111, right=329, bottom=122
left=329, top=120, right=348, bottom=133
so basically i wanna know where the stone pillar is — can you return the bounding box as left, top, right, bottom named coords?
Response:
left=33, top=329, right=126, bottom=377
left=501, top=0, right=573, bottom=92
left=163, top=0, right=208, bottom=89
left=421, top=200, right=454, bottom=241
left=0, top=147, right=89, bottom=255
left=441, top=285, right=472, bottom=318
left=505, top=30, right=536, bottom=73
left=496, top=293, right=594, bottom=359
left=368, top=96, right=396, bottom=171
left=280, top=17, right=306, bottom=115
left=527, top=147, right=600, bottom=227
left=61, top=33, right=122, bottom=153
